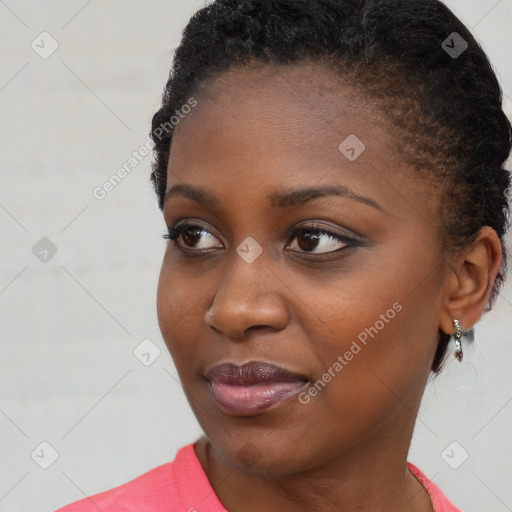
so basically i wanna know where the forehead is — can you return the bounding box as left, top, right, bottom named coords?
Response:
left=169, top=63, right=394, bottom=163
left=180, top=61, right=383, bottom=143
left=164, top=62, right=429, bottom=221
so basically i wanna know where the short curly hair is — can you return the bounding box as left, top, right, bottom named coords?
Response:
left=150, top=0, right=511, bottom=373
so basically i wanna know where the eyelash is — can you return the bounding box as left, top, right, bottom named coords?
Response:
left=162, top=222, right=358, bottom=256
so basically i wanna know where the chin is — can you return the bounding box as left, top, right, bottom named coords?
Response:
left=210, top=435, right=319, bottom=478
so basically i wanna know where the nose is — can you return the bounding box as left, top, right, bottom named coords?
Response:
left=205, top=254, right=290, bottom=339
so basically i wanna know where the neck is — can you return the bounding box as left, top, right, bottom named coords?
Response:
left=194, top=412, right=433, bottom=512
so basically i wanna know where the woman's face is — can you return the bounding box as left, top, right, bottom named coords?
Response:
left=157, top=62, right=448, bottom=475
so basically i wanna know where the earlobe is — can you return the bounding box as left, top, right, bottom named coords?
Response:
left=439, top=226, right=502, bottom=334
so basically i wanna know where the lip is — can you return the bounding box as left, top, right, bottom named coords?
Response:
left=204, top=361, right=309, bottom=416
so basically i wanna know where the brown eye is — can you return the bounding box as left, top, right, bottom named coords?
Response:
left=163, top=223, right=222, bottom=250
left=181, top=226, right=204, bottom=248
left=286, top=226, right=355, bottom=255
left=296, top=231, right=323, bottom=252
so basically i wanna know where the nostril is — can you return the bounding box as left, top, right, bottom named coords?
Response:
left=245, top=325, right=271, bottom=336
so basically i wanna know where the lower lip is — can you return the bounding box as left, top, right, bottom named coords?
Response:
left=209, top=380, right=308, bottom=416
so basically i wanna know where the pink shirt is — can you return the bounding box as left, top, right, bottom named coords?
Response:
left=55, top=443, right=462, bottom=511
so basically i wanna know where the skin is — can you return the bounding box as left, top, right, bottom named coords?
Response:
left=156, top=61, right=502, bottom=512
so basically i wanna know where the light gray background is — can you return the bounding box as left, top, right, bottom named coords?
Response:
left=1, top=1, right=511, bottom=511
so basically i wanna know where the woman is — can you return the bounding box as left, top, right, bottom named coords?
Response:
left=56, top=0, right=511, bottom=510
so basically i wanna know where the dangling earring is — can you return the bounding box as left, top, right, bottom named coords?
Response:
left=453, top=319, right=463, bottom=362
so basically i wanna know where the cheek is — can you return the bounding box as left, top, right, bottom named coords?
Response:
left=156, top=261, right=176, bottom=338
left=303, top=241, right=442, bottom=390
left=156, top=258, right=202, bottom=362
left=294, top=299, right=435, bottom=456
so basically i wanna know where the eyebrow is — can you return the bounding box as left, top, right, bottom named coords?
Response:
left=164, top=184, right=383, bottom=212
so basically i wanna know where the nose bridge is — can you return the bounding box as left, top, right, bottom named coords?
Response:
left=208, top=245, right=288, bottom=337
left=221, top=247, right=271, bottom=302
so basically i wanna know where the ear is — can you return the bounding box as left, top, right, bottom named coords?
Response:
left=439, top=226, right=503, bottom=336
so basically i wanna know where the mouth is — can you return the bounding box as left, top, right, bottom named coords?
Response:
left=204, top=360, right=309, bottom=417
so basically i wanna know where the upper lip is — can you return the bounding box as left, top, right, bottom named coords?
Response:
left=205, top=361, right=309, bottom=385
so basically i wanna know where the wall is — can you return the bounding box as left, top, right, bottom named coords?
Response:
left=1, top=1, right=511, bottom=510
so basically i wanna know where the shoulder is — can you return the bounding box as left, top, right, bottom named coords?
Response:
left=407, top=462, right=464, bottom=512
left=54, top=444, right=198, bottom=512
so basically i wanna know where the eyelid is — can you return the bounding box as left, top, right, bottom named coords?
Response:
left=286, top=221, right=361, bottom=243
left=167, top=218, right=222, bottom=237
